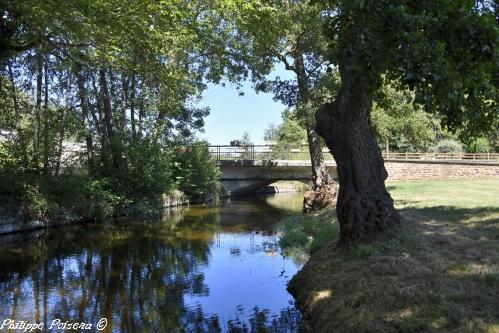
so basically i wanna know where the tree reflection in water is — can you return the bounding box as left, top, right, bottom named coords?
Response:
left=0, top=196, right=304, bottom=332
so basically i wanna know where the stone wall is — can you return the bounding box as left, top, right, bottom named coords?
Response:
left=385, top=160, right=499, bottom=180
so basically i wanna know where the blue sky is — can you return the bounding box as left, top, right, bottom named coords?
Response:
left=197, top=66, right=294, bottom=145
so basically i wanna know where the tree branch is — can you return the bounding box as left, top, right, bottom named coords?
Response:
left=266, top=45, right=296, bottom=73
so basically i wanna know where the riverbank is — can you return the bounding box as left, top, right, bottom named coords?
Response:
left=0, top=194, right=304, bottom=331
left=0, top=175, right=191, bottom=235
left=288, top=179, right=499, bottom=332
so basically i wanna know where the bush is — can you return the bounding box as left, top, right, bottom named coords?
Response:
left=429, top=139, right=463, bottom=153
left=0, top=138, right=222, bottom=222
left=85, top=178, right=128, bottom=220
left=467, top=137, right=491, bottom=153
left=174, top=142, right=221, bottom=202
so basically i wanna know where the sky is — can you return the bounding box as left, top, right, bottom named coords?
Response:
left=197, top=66, right=294, bottom=145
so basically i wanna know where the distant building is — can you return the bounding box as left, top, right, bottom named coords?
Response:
left=0, top=130, right=16, bottom=142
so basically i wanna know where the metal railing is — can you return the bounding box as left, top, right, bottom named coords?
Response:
left=381, top=151, right=499, bottom=162
left=209, top=145, right=334, bottom=161
left=209, top=145, right=499, bottom=163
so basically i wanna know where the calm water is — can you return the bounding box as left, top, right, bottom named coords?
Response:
left=0, top=193, right=305, bottom=332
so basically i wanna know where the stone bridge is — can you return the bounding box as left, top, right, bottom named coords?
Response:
left=210, top=145, right=499, bottom=196
left=218, top=160, right=337, bottom=196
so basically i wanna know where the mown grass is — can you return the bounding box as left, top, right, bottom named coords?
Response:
left=287, top=178, right=499, bottom=333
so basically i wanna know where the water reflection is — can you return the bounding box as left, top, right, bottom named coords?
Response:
left=0, top=195, right=304, bottom=332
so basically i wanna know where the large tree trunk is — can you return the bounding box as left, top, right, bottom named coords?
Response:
left=316, top=68, right=400, bottom=245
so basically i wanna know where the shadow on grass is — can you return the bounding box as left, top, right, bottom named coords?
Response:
left=289, top=204, right=499, bottom=332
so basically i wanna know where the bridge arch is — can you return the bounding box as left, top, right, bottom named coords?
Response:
left=218, top=160, right=337, bottom=196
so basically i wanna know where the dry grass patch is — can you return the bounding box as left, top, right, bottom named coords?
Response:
left=289, top=179, right=499, bottom=333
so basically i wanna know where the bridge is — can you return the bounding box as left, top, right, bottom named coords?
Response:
left=209, top=145, right=336, bottom=195
left=209, top=145, right=499, bottom=196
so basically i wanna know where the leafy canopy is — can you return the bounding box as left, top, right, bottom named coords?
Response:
left=323, top=0, right=498, bottom=139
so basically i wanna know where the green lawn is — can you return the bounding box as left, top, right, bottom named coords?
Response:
left=287, top=178, right=499, bottom=333
left=388, top=178, right=499, bottom=208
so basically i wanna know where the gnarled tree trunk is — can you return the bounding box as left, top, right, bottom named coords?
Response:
left=316, top=68, right=399, bottom=245
left=294, top=50, right=336, bottom=211
left=306, top=124, right=332, bottom=188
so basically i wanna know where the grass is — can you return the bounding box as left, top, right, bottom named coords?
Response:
left=278, top=208, right=339, bottom=263
left=288, top=178, right=499, bottom=333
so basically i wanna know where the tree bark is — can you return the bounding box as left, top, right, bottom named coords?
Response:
left=138, top=92, right=145, bottom=138
left=43, top=60, right=49, bottom=172
left=7, top=62, right=20, bottom=126
left=120, top=75, right=129, bottom=133
left=33, top=50, right=43, bottom=168
left=294, top=51, right=332, bottom=189
left=75, top=65, right=94, bottom=168
left=316, top=68, right=400, bottom=245
left=306, top=124, right=332, bottom=188
left=7, top=62, right=28, bottom=165
left=99, top=68, right=122, bottom=171
left=92, top=72, right=111, bottom=173
left=130, top=75, right=136, bottom=139
left=54, top=72, right=71, bottom=176
left=89, top=75, right=101, bottom=135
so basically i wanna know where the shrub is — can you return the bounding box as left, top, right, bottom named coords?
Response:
left=467, top=137, right=491, bottom=153
left=174, top=142, right=221, bottom=202
left=85, top=178, right=127, bottom=220
left=429, top=139, right=463, bottom=153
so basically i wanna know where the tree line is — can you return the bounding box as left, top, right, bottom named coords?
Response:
left=1, top=0, right=497, bottom=243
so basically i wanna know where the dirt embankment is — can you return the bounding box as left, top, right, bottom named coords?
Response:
left=288, top=212, right=499, bottom=332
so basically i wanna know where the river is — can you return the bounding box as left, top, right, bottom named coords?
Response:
left=0, top=193, right=306, bottom=332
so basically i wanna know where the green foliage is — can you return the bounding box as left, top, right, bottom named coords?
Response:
left=85, top=178, right=127, bottom=220
left=467, top=137, right=491, bottom=153
left=276, top=117, right=307, bottom=146
left=121, top=141, right=176, bottom=200
left=323, top=0, right=498, bottom=140
left=430, top=139, right=464, bottom=153
left=279, top=214, right=339, bottom=254
left=1, top=0, right=228, bottom=221
left=371, top=82, right=437, bottom=152
left=174, top=142, right=221, bottom=202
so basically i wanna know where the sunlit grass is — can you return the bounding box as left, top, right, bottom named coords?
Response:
left=387, top=178, right=499, bottom=208
left=288, top=178, right=499, bottom=332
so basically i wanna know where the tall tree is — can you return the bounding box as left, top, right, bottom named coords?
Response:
left=317, top=0, right=498, bottom=244
left=33, top=49, right=43, bottom=167
left=227, top=0, right=333, bottom=191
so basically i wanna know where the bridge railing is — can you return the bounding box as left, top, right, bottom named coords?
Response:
left=381, top=151, right=499, bottom=162
left=209, top=145, right=499, bottom=163
left=208, top=145, right=334, bottom=161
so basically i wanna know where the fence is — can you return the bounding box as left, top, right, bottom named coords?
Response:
left=209, top=145, right=332, bottom=161
left=209, top=145, right=499, bottom=163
